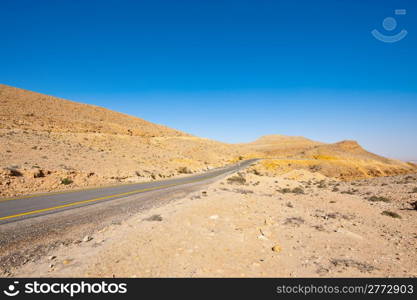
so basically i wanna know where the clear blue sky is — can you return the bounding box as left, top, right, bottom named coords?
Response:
left=1, top=0, right=416, bottom=160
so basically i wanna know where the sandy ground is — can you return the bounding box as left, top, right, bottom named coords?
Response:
left=12, top=171, right=417, bottom=278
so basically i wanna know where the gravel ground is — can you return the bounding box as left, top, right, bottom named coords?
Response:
left=8, top=171, right=417, bottom=278
left=0, top=177, right=222, bottom=277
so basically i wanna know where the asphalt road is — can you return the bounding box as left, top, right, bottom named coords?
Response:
left=0, top=159, right=257, bottom=225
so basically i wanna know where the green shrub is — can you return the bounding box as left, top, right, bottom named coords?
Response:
left=367, top=196, right=391, bottom=203
left=315, top=180, right=326, bottom=188
left=341, top=190, right=356, bottom=195
left=381, top=211, right=401, bottom=219
left=6, top=167, right=22, bottom=177
left=278, top=187, right=304, bottom=194
left=144, top=214, right=163, bottom=222
left=61, top=178, right=73, bottom=185
left=292, top=187, right=305, bottom=194
left=227, top=175, right=246, bottom=185
left=252, top=169, right=262, bottom=176
left=178, top=166, right=192, bottom=174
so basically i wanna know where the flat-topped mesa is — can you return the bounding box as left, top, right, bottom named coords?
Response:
left=251, top=134, right=322, bottom=145
left=246, top=136, right=417, bottom=180
left=301, top=140, right=391, bottom=162
left=333, top=140, right=363, bottom=152
left=242, top=134, right=323, bottom=158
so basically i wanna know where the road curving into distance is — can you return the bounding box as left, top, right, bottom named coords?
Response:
left=0, top=159, right=257, bottom=225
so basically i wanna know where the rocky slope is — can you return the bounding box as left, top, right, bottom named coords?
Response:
left=0, top=84, right=242, bottom=197
left=1, top=84, right=416, bottom=197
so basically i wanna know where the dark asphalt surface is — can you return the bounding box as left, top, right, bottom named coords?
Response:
left=0, top=159, right=257, bottom=225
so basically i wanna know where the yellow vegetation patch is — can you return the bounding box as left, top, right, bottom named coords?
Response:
left=261, top=159, right=315, bottom=170
left=252, top=157, right=416, bottom=181
left=312, top=154, right=338, bottom=160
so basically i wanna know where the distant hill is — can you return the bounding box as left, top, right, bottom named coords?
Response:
left=248, top=139, right=417, bottom=180
left=242, top=134, right=323, bottom=157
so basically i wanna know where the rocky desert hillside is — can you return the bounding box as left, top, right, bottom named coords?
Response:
left=0, top=84, right=242, bottom=197
left=1, top=84, right=416, bottom=197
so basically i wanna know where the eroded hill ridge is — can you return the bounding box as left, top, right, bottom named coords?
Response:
left=1, top=84, right=416, bottom=197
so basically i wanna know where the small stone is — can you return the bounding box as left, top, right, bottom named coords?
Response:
left=209, top=215, right=219, bottom=220
left=83, top=235, right=93, bottom=242
left=259, top=228, right=271, bottom=238
left=144, top=214, right=163, bottom=222
left=33, top=169, right=45, bottom=178
left=272, top=245, right=282, bottom=253
left=49, top=255, right=57, bottom=260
